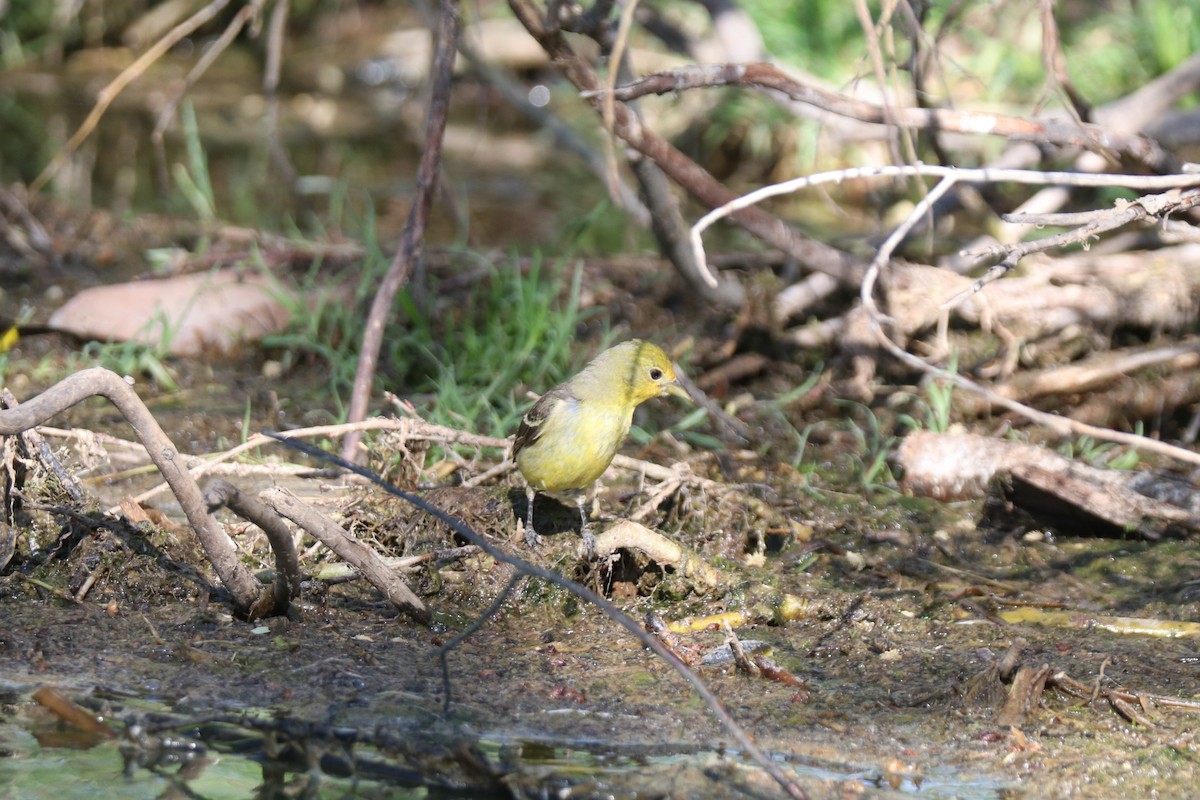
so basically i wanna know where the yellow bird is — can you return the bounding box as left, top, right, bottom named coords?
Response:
left=513, top=339, right=689, bottom=549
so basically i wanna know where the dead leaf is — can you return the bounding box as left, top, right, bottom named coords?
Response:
left=47, top=270, right=292, bottom=357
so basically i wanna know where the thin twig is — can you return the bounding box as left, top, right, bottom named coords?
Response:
left=151, top=0, right=268, bottom=170
left=342, top=0, right=461, bottom=464
left=263, top=0, right=299, bottom=190
left=30, top=0, right=235, bottom=194
left=602, top=0, right=641, bottom=204
left=439, top=571, right=522, bottom=712
left=690, top=163, right=1200, bottom=289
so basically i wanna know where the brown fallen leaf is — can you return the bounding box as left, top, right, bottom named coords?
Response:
left=47, top=269, right=293, bottom=357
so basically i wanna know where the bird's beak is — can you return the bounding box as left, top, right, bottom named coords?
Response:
left=664, top=381, right=692, bottom=403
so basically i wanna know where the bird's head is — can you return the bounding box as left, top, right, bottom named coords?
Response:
left=620, top=340, right=691, bottom=406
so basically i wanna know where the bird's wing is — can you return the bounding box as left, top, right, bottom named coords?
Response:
left=513, top=386, right=574, bottom=456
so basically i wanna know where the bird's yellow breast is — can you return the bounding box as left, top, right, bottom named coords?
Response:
left=515, top=396, right=631, bottom=492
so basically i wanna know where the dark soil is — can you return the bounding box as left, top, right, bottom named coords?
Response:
left=2, top=429, right=1199, bottom=799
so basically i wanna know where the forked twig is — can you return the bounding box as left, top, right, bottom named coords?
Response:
left=259, top=487, right=429, bottom=623
left=204, top=478, right=302, bottom=612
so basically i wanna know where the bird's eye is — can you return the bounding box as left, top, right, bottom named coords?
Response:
left=649, top=368, right=664, bottom=381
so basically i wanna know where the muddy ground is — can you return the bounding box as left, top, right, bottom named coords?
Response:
left=2, top=296, right=1199, bottom=799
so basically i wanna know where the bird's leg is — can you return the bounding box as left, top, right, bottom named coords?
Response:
left=523, top=485, right=542, bottom=548
left=576, top=494, right=596, bottom=557
left=588, top=485, right=602, bottom=521
left=578, top=488, right=597, bottom=558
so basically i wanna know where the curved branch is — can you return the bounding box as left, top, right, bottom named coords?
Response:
left=0, top=368, right=272, bottom=617
left=204, top=478, right=303, bottom=613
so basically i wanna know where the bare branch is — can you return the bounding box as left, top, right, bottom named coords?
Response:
left=259, top=487, right=430, bottom=624
left=508, top=0, right=867, bottom=286
left=343, top=0, right=461, bottom=463
left=0, top=369, right=272, bottom=617
left=602, top=62, right=1180, bottom=171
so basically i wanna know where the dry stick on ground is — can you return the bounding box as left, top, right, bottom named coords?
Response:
left=973, top=341, right=1200, bottom=408
left=507, top=0, right=867, bottom=297
left=881, top=248, right=1200, bottom=381
left=29, top=0, right=235, bottom=194
left=983, top=654, right=1200, bottom=729
left=0, top=369, right=273, bottom=617
left=203, top=478, right=302, bottom=613
left=590, top=519, right=721, bottom=591
left=341, top=0, right=460, bottom=465
left=315, top=544, right=480, bottom=583
left=258, top=487, right=430, bottom=624
left=265, top=434, right=810, bottom=800
left=896, top=430, right=1200, bottom=538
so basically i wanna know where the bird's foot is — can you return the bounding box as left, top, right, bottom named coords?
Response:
left=523, top=523, right=543, bottom=549
left=580, top=524, right=596, bottom=559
